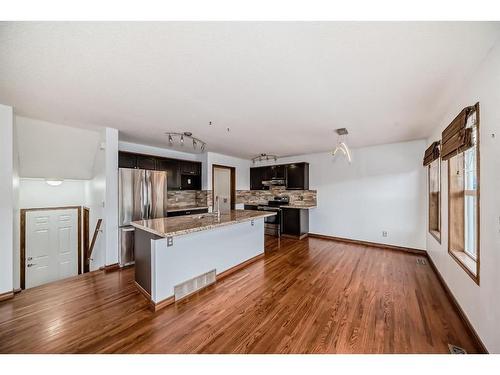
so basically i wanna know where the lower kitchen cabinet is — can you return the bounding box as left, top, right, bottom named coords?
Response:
left=167, top=208, right=208, bottom=217
left=282, top=207, right=309, bottom=238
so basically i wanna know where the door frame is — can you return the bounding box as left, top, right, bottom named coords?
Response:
left=212, top=164, right=236, bottom=211
left=83, top=207, right=90, bottom=273
left=20, top=206, right=82, bottom=290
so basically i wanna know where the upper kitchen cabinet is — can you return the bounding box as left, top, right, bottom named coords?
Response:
left=118, top=152, right=138, bottom=169
left=156, top=158, right=181, bottom=190
left=180, top=160, right=201, bottom=175
left=250, top=162, right=309, bottom=190
left=118, top=152, right=156, bottom=170
left=286, top=162, right=309, bottom=190
left=270, top=164, right=285, bottom=179
left=136, top=154, right=157, bottom=170
left=250, top=166, right=270, bottom=190
left=118, top=151, right=202, bottom=191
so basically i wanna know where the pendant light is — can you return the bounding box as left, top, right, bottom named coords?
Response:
left=331, top=128, right=352, bottom=163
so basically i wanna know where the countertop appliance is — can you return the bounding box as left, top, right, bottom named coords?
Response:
left=119, top=168, right=168, bottom=266
left=245, top=196, right=289, bottom=237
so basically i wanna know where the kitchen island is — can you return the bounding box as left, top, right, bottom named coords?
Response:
left=131, top=210, right=276, bottom=311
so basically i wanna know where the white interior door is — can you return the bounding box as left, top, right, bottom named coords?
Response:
left=25, top=209, right=78, bottom=289
left=213, top=167, right=232, bottom=213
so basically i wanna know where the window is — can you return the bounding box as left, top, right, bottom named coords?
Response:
left=447, top=104, right=480, bottom=284
left=428, top=158, right=441, bottom=242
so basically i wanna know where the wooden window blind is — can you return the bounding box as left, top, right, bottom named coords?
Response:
left=423, top=141, right=440, bottom=166
left=441, top=106, right=475, bottom=161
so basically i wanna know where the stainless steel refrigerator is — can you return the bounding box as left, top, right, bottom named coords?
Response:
left=119, top=168, right=168, bottom=266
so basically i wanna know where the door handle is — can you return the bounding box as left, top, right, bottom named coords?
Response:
left=27, top=263, right=37, bottom=267
left=27, top=257, right=32, bottom=261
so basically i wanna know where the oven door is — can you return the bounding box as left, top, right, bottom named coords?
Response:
left=258, top=206, right=281, bottom=225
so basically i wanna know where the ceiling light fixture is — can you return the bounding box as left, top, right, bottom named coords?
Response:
left=165, top=132, right=207, bottom=153
left=45, top=179, right=63, bottom=186
left=252, top=153, right=278, bottom=164
left=331, top=128, right=352, bottom=163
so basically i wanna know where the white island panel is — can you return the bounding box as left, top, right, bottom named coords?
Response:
left=151, top=218, right=264, bottom=303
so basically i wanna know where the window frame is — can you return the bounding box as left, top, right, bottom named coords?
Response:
left=447, top=103, right=480, bottom=285
left=428, top=157, right=441, bottom=243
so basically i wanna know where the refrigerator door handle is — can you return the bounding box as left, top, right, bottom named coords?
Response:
left=145, top=170, right=152, bottom=220
left=140, top=170, right=146, bottom=220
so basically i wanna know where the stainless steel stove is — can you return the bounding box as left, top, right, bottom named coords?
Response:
left=245, top=196, right=289, bottom=237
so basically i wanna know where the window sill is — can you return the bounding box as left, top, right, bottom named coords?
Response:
left=449, top=249, right=479, bottom=285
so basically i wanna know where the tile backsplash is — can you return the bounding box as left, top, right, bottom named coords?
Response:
left=168, top=187, right=316, bottom=210
left=167, top=190, right=208, bottom=210
left=236, top=186, right=317, bottom=206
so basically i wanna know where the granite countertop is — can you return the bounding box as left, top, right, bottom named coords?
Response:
left=243, top=202, right=317, bottom=209
left=131, top=209, right=277, bottom=238
left=166, top=205, right=209, bottom=213
left=281, top=204, right=317, bottom=209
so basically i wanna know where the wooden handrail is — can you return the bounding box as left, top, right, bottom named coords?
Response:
left=88, top=219, right=102, bottom=261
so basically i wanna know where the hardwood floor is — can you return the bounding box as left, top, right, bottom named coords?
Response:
left=0, top=236, right=480, bottom=353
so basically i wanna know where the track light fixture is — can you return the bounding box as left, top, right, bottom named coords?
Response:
left=252, top=153, right=278, bottom=164
left=165, top=132, right=207, bottom=153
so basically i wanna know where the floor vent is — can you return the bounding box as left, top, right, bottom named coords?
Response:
left=416, top=258, right=427, bottom=265
left=448, top=344, right=467, bottom=354
left=174, top=269, right=216, bottom=301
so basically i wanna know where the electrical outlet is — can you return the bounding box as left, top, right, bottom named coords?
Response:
left=382, top=231, right=388, bottom=237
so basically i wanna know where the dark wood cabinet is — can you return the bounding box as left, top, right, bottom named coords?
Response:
left=250, top=162, right=309, bottom=190
left=167, top=208, right=208, bottom=217
left=282, top=207, right=309, bottom=238
left=180, top=160, right=201, bottom=175
left=181, top=174, right=201, bottom=190
left=270, top=165, right=285, bottom=179
left=118, top=151, right=202, bottom=191
left=250, top=167, right=269, bottom=190
left=136, top=155, right=157, bottom=170
left=157, top=159, right=181, bottom=190
left=118, top=152, right=138, bottom=169
left=285, top=163, right=309, bottom=190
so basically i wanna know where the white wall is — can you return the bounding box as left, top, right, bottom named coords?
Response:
left=104, top=128, right=119, bottom=266
left=86, top=130, right=106, bottom=270
left=0, top=104, right=14, bottom=295
left=259, top=140, right=427, bottom=250
left=15, top=116, right=101, bottom=179
left=12, top=116, right=20, bottom=291
left=425, top=41, right=500, bottom=353
left=19, top=179, right=88, bottom=208
left=119, top=141, right=202, bottom=162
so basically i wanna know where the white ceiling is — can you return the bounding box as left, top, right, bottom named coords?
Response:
left=16, top=116, right=100, bottom=179
left=1, top=22, right=499, bottom=159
